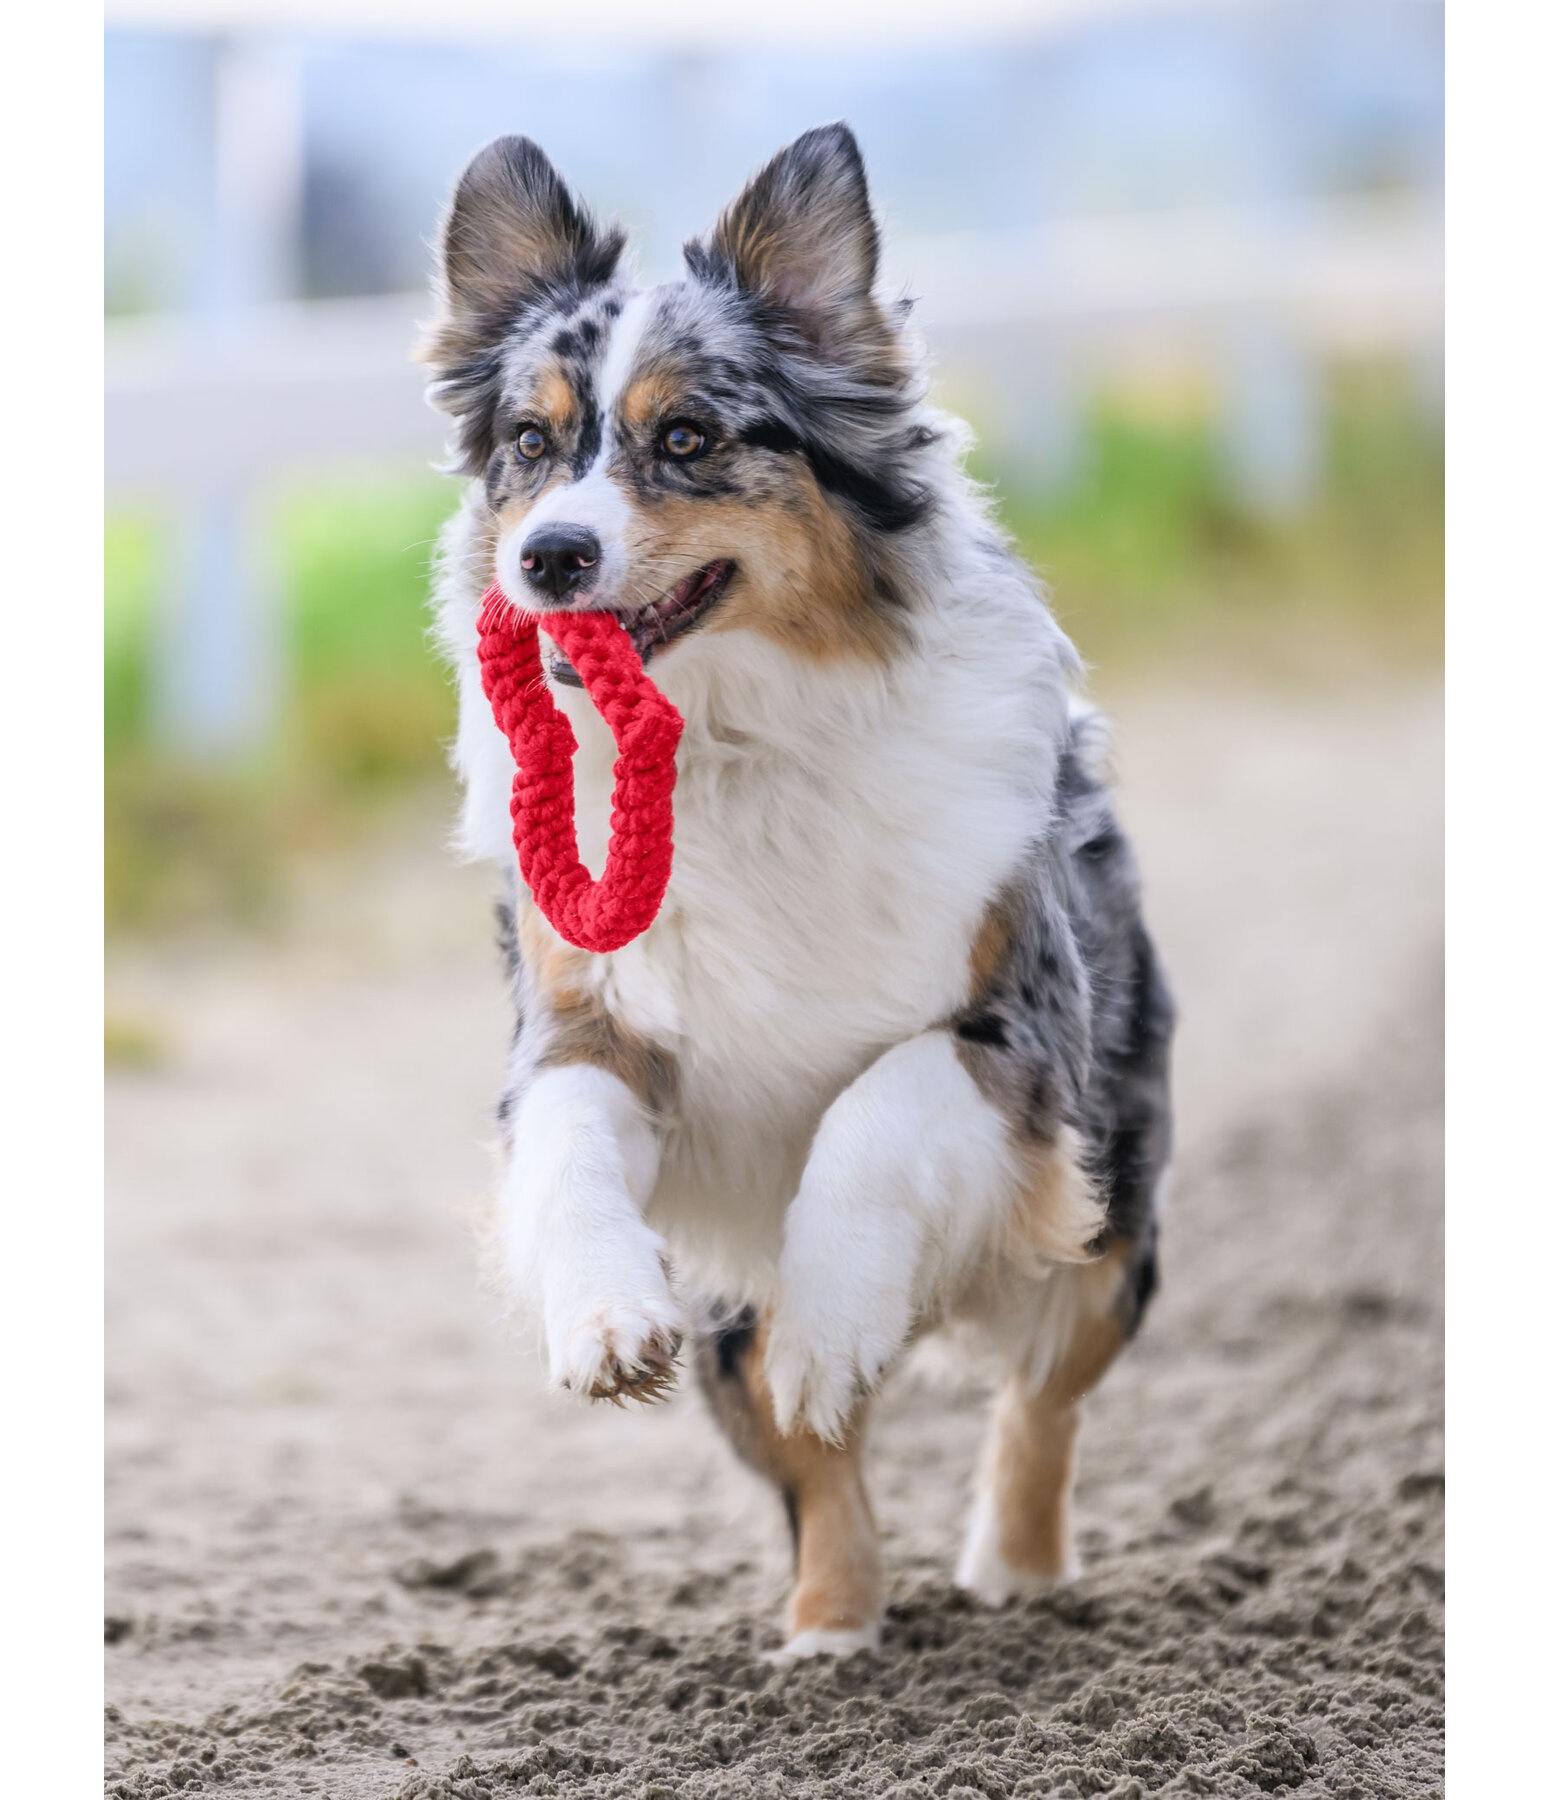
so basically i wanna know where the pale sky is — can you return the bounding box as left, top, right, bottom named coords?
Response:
left=103, top=0, right=1257, bottom=50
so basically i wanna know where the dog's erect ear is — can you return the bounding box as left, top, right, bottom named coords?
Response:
left=421, top=138, right=625, bottom=470
left=689, top=124, right=889, bottom=360
left=431, top=135, right=623, bottom=339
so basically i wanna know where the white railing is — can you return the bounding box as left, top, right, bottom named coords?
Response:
left=107, top=197, right=1442, bottom=749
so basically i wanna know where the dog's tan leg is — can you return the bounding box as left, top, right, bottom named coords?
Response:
left=693, top=1312, right=883, bottom=1656
left=956, top=1243, right=1131, bottom=1605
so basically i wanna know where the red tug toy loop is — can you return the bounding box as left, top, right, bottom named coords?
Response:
left=476, top=582, right=684, bottom=954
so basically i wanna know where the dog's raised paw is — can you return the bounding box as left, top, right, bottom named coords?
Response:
left=761, top=1322, right=860, bottom=1446
left=550, top=1291, right=686, bottom=1408
left=584, top=1326, right=682, bottom=1405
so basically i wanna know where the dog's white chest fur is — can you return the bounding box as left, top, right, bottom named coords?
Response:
left=487, top=612, right=1071, bottom=1297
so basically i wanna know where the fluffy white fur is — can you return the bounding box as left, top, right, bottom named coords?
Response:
left=955, top=1490, right=1075, bottom=1607
left=500, top=1063, right=680, bottom=1395
left=770, top=1625, right=882, bottom=1663
left=762, top=1030, right=1028, bottom=1444
left=439, top=421, right=1084, bottom=1440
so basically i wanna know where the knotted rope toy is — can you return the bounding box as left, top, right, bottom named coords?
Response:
left=476, top=583, right=684, bottom=953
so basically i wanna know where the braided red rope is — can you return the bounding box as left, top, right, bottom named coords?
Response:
left=476, top=583, right=683, bottom=953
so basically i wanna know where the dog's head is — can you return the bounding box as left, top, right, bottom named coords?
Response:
left=422, top=125, right=938, bottom=684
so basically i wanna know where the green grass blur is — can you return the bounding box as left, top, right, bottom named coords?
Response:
left=106, top=476, right=460, bottom=931
left=105, top=362, right=1441, bottom=934
left=988, top=362, right=1442, bottom=677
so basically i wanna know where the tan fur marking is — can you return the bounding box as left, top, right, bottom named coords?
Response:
left=966, top=893, right=1017, bottom=1007
left=517, top=906, right=677, bottom=1114
left=1006, top=1125, right=1107, bottom=1274
left=621, top=467, right=903, bottom=667
left=618, top=372, right=680, bottom=432
left=709, top=214, right=908, bottom=387
left=533, top=368, right=577, bottom=429
left=732, top=1320, right=884, bottom=1639
left=984, top=1239, right=1131, bottom=1580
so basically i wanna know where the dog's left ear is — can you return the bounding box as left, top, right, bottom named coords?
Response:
left=689, top=124, right=892, bottom=364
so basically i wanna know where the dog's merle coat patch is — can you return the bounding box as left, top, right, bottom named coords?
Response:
left=950, top=712, right=1174, bottom=1336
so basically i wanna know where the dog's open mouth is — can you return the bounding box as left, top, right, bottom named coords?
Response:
left=547, top=560, right=734, bottom=688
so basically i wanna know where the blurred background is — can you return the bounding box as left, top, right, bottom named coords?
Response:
left=104, top=0, right=1442, bottom=937
left=105, top=11, right=1445, bottom=1781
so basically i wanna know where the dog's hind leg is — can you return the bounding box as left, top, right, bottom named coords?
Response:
left=693, top=1308, right=883, bottom=1658
left=955, top=1237, right=1147, bottom=1605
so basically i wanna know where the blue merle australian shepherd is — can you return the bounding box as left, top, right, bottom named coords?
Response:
left=421, top=124, right=1174, bottom=1657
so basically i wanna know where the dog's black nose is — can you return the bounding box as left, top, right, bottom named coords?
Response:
left=519, top=525, right=601, bottom=600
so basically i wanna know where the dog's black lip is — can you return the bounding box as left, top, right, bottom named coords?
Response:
left=546, top=560, right=734, bottom=688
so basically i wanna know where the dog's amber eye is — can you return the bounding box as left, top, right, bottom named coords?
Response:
left=661, top=423, right=706, bottom=459
left=516, top=428, right=546, bottom=461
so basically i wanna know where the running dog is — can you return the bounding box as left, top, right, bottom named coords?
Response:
left=420, top=124, right=1174, bottom=1657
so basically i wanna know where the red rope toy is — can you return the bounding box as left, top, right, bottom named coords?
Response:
left=476, top=582, right=684, bottom=953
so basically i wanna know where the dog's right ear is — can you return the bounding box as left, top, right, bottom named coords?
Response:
left=420, top=138, right=624, bottom=471
left=423, top=136, right=624, bottom=357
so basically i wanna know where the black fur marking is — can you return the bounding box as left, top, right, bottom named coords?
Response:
left=709, top=1305, right=758, bottom=1380
left=782, top=1488, right=801, bottom=1554
left=681, top=237, right=732, bottom=291
left=1124, top=1237, right=1159, bottom=1338
left=690, top=1303, right=802, bottom=1565
left=494, top=888, right=522, bottom=990
left=1078, top=826, right=1123, bottom=862
left=483, top=444, right=511, bottom=506
left=571, top=376, right=603, bottom=479
left=954, top=1011, right=1008, bottom=1048
left=743, top=417, right=802, bottom=455
left=803, top=437, right=932, bottom=533
left=743, top=417, right=931, bottom=534
left=492, top=885, right=525, bottom=1136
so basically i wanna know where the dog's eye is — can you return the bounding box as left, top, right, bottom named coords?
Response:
left=516, top=428, right=547, bottom=461
left=661, top=423, right=706, bottom=459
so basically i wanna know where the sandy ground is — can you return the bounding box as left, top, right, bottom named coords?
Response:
left=106, top=672, right=1442, bottom=1800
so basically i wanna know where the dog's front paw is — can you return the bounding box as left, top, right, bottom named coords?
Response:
left=955, top=1490, right=1079, bottom=1606
left=551, top=1297, right=684, bottom=1405
left=762, top=1313, right=858, bottom=1446
left=544, top=1233, right=686, bottom=1405
left=767, top=1624, right=880, bottom=1663
left=763, top=1269, right=912, bottom=1445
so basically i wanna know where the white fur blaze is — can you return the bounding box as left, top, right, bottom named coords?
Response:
left=501, top=1064, right=683, bottom=1402
left=764, top=1031, right=1025, bottom=1444
left=771, top=1624, right=881, bottom=1663
left=954, top=1488, right=1077, bottom=1607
